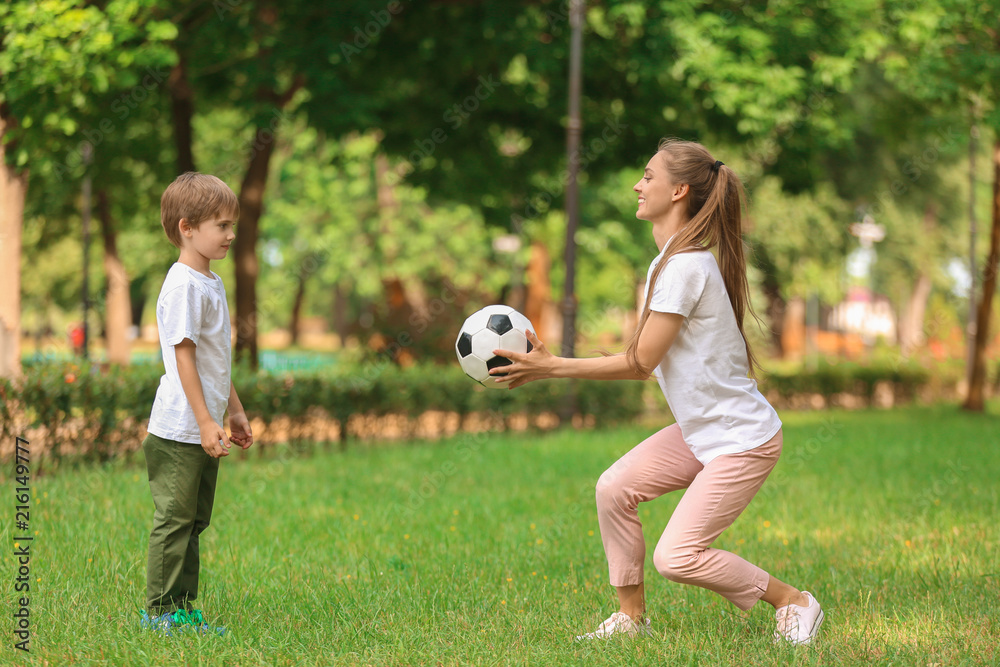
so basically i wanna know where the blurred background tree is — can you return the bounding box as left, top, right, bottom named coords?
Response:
left=2, top=0, right=998, bottom=408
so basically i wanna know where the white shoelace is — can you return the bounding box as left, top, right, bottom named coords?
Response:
left=775, top=605, right=800, bottom=637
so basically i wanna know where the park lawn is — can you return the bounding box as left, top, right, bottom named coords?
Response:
left=3, top=404, right=998, bottom=666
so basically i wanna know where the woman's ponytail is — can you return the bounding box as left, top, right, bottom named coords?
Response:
left=624, top=139, right=761, bottom=378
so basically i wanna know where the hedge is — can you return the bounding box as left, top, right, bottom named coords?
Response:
left=0, top=356, right=961, bottom=465
left=758, top=358, right=933, bottom=406
left=0, top=360, right=646, bottom=463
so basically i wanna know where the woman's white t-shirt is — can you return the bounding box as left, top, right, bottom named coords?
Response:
left=644, top=246, right=781, bottom=464
left=146, top=263, right=232, bottom=444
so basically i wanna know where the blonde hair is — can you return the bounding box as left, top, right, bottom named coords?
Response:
left=160, top=172, right=239, bottom=248
left=625, top=138, right=761, bottom=377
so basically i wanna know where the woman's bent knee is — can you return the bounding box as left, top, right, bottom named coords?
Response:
left=653, top=545, right=701, bottom=582
left=595, top=471, right=628, bottom=511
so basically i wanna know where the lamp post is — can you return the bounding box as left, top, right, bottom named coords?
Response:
left=560, top=0, right=584, bottom=359
left=80, top=142, right=93, bottom=360
left=849, top=214, right=886, bottom=346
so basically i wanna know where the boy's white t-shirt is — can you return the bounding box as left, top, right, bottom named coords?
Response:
left=644, top=246, right=781, bottom=465
left=146, top=263, right=232, bottom=444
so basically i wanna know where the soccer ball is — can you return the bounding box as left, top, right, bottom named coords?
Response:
left=455, top=305, right=535, bottom=389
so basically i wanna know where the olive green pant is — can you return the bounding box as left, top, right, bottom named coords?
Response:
left=143, top=433, right=219, bottom=615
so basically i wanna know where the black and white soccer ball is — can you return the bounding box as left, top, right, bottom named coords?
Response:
left=455, top=305, right=535, bottom=389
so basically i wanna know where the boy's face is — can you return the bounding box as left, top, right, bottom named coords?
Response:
left=180, top=213, right=237, bottom=261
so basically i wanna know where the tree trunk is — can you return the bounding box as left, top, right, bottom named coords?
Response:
left=781, top=297, right=806, bottom=360
left=0, top=108, right=27, bottom=379
left=899, top=204, right=936, bottom=356
left=289, top=268, right=307, bottom=346
left=232, top=65, right=303, bottom=368
left=332, top=283, right=350, bottom=348
left=234, top=124, right=278, bottom=369
left=524, top=241, right=553, bottom=341
left=751, top=245, right=785, bottom=355
left=168, top=54, right=197, bottom=174
left=762, top=275, right=786, bottom=357
left=899, top=273, right=932, bottom=356
left=373, top=152, right=430, bottom=327
left=130, top=277, right=147, bottom=330
left=964, top=138, right=1000, bottom=411
left=97, top=189, right=132, bottom=365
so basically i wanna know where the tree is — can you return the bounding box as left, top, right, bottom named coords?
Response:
left=1, top=0, right=176, bottom=372
left=879, top=0, right=1000, bottom=409
left=256, top=125, right=506, bottom=361
left=316, top=0, right=918, bottom=352
left=0, top=104, right=27, bottom=376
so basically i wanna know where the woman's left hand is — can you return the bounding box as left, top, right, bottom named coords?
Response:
left=491, top=330, right=556, bottom=389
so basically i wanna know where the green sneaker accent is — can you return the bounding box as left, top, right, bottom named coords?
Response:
left=172, top=608, right=226, bottom=636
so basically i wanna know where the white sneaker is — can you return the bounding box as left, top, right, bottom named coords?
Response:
left=774, top=591, right=824, bottom=645
left=575, top=611, right=652, bottom=641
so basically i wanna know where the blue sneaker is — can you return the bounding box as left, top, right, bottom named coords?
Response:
left=174, top=609, right=227, bottom=636
left=140, top=610, right=181, bottom=635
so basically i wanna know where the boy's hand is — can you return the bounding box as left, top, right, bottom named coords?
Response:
left=229, top=412, right=254, bottom=450
left=200, top=421, right=231, bottom=458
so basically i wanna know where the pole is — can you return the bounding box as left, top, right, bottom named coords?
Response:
left=81, top=142, right=92, bottom=360
left=560, top=0, right=584, bottom=359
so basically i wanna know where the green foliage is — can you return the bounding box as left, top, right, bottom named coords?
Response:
left=882, top=0, right=1000, bottom=129
left=250, top=124, right=511, bottom=352
left=745, top=177, right=853, bottom=304
left=6, top=0, right=995, bottom=369
left=0, top=0, right=176, bottom=177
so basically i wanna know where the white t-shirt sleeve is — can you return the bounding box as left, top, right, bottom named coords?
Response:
left=158, top=281, right=206, bottom=347
left=648, top=254, right=708, bottom=318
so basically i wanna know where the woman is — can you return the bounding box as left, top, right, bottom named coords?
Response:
left=492, top=139, right=823, bottom=644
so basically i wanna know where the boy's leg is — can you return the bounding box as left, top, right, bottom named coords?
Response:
left=651, top=430, right=782, bottom=611
left=596, top=423, right=703, bottom=588
left=144, top=434, right=208, bottom=615
left=177, top=453, right=219, bottom=609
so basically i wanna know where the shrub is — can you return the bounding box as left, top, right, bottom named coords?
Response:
left=1, top=360, right=645, bottom=462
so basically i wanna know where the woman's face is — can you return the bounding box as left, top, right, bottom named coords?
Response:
left=633, top=152, right=680, bottom=222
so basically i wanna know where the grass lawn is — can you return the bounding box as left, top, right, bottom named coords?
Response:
left=3, top=404, right=998, bottom=665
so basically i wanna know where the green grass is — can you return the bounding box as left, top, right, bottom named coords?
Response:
left=3, top=405, right=998, bottom=665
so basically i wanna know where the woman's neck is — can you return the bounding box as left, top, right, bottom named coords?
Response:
left=651, top=211, right=689, bottom=252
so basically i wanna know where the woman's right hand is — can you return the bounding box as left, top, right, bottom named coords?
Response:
left=491, top=330, right=557, bottom=389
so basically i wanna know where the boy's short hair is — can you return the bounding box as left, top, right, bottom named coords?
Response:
left=160, top=172, right=240, bottom=248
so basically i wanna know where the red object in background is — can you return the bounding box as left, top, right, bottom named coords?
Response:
left=69, top=324, right=85, bottom=354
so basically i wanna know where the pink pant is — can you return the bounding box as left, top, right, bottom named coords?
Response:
left=596, top=424, right=782, bottom=611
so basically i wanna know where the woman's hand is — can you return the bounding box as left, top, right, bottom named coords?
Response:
left=491, top=330, right=557, bottom=389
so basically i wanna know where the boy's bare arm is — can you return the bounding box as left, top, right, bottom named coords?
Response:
left=175, top=339, right=231, bottom=458
left=227, top=382, right=253, bottom=449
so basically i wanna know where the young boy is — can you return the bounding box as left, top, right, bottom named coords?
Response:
left=140, top=172, right=253, bottom=635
